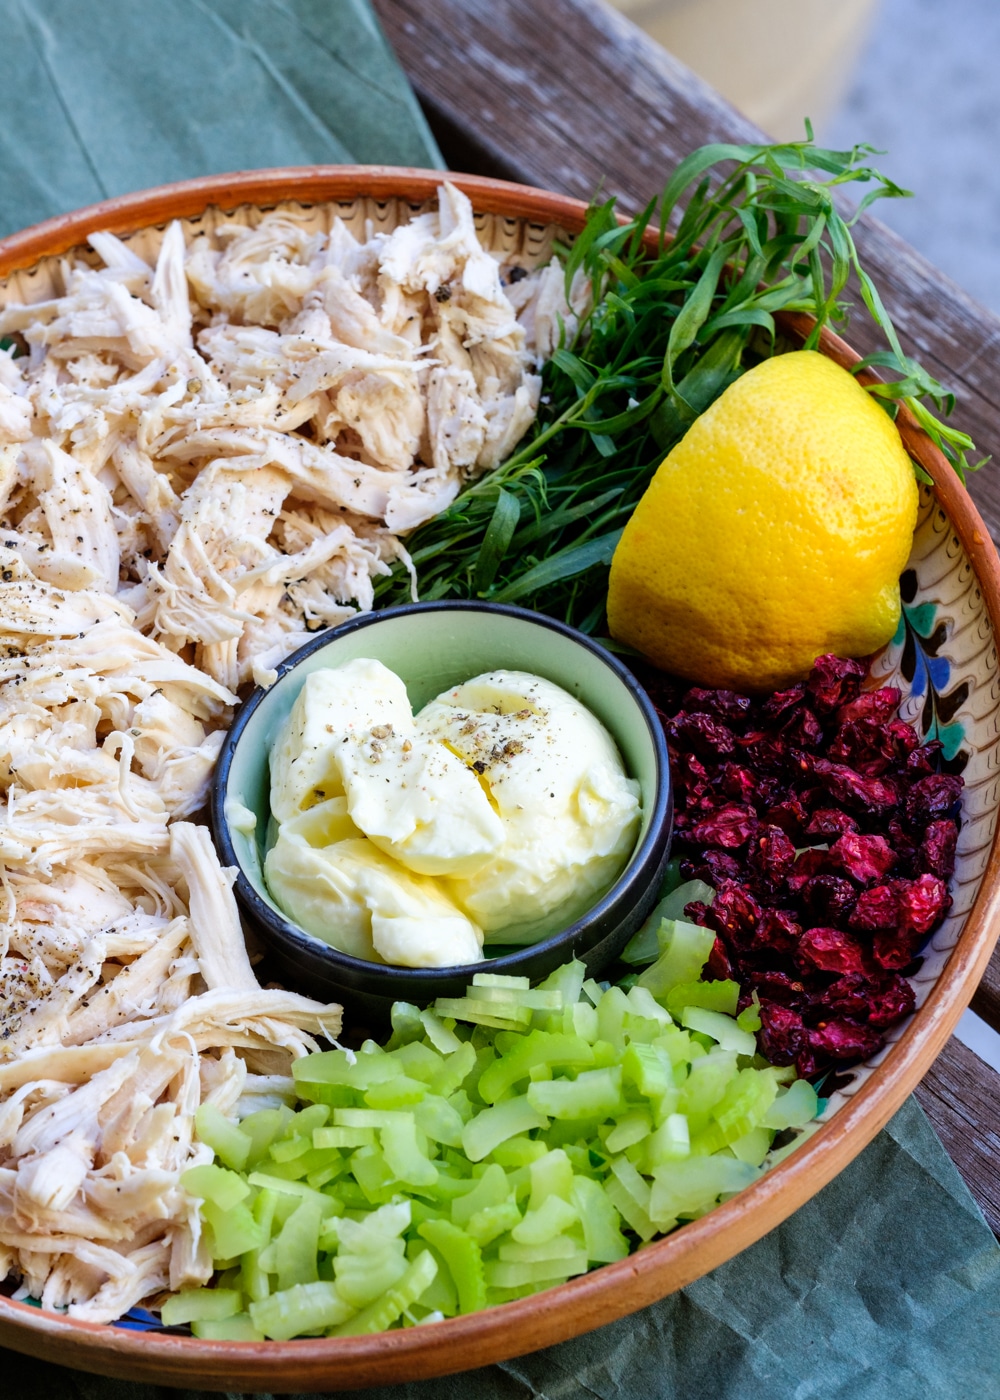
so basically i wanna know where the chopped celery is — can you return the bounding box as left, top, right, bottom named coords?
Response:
left=167, top=951, right=821, bottom=1340
left=620, top=879, right=715, bottom=965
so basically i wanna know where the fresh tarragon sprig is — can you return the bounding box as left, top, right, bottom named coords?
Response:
left=375, top=133, right=981, bottom=631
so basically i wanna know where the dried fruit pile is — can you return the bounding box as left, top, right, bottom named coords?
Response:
left=637, top=655, right=963, bottom=1079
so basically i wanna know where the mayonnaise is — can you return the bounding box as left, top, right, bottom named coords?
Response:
left=264, top=657, right=641, bottom=967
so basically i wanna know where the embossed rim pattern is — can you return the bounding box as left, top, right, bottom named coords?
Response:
left=0, top=170, right=998, bottom=1392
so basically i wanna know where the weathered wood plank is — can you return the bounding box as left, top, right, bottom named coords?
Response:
left=914, top=1035, right=1000, bottom=1236
left=374, top=0, right=1000, bottom=543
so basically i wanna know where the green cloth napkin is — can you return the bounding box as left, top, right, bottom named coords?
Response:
left=0, top=4, right=998, bottom=1397
left=0, top=0, right=442, bottom=238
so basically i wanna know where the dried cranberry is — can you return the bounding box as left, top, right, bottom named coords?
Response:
left=760, top=684, right=806, bottom=722
left=667, top=712, right=736, bottom=759
left=765, top=795, right=812, bottom=838
left=866, top=976, right=916, bottom=1027
left=906, top=741, right=944, bottom=776
left=918, top=819, right=959, bottom=880
left=905, top=774, right=964, bottom=825
left=783, top=707, right=824, bottom=749
left=829, top=832, right=896, bottom=885
left=738, top=729, right=790, bottom=772
left=680, top=687, right=752, bottom=723
left=748, top=824, right=797, bottom=888
left=679, top=850, right=742, bottom=886
left=806, top=1019, right=885, bottom=1063
left=836, top=687, right=901, bottom=725
left=758, top=1003, right=808, bottom=1065
left=807, top=654, right=866, bottom=715
left=805, top=808, right=859, bottom=840
left=749, top=969, right=809, bottom=1007
left=850, top=884, right=899, bottom=932
left=786, top=847, right=833, bottom=895
left=809, top=757, right=900, bottom=813
left=717, top=763, right=758, bottom=804
left=752, top=909, right=802, bottom=957
left=706, top=937, right=734, bottom=980
left=802, top=875, right=857, bottom=925
left=898, top=874, right=951, bottom=935
left=704, top=880, right=763, bottom=949
left=796, top=926, right=872, bottom=977
left=689, top=803, right=758, bottom=849
left=819, top=973, right=879, bottom=1021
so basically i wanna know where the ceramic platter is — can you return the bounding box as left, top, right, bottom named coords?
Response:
left=0, top=170, right=998, bottom=1391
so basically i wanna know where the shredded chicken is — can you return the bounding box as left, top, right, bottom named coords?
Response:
left=0, top=185, right=584, bottom=1324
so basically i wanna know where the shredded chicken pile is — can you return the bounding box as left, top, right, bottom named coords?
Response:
left=0, top=184, right=586, bottom=1322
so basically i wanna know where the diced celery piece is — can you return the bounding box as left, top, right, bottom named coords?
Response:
left=730, top=1126, right=773, bottom=1166
left=241, top=1188, right=278, bottom=1304
left=603, top=1108, right=652, bottom=1155
left=334, top=1243, right=408, bottom=1308
left=313, top=1126, right=375, bottom=1150
left=195, top=1103, right=252, bottom=1173
left=429, top=1040, right=477, bottom=1098
left=407, top=1240, right=458, bottom=1316
left=571, top=1175, right=629, bottom=1263
left=526, top=1066, right=624, bottom=1121
left=290, top=1104, right=330, bottom=1135
left=420, top=1008, right=462, bottom=1054
left=239, top=1107, right=294, bottom=1168
left=269, top=1134, right=312, bottom=1164
left=737, top=999, right=762, bottom=1033
left=637, top=919, right=716, bottom=996
left=498, top=1233, right=582, bottom=1266
left=418, top=1218, right=485, bottom=1314
left=293, top=1049, right=398, bottom=1091
left=622, top=1042, right=673, bottom=1100
left=604, top=1174, right=656, bottom=1242
left=667, top=979, right=740, bottom=1019
left=679, top=1051, right=739, bottom=1128
left=596, top=986, right=630, bottom=1049
left=275, top=1198, right=322, bottom=1291
left=649, top=1157, right=759, bottom=1228
left=412, top=1094, right=465, bottom=1148
left=536, top=959, right=586, bottom=1007
left=192, top=1312, right=264, bottom=1340
left=763, top=1077, right=819, bottom=1130
left=711, top=1068, right=779, bottom=1140
left=571, top=1001, right=600, bottom=1042
left=202, top=1199, right=264, bottom=1260
left=181, top=1163, right=250, bottom=1211
left=351, top=1145, right=397, bottom=1202
left=484, top=1252, right=588, bottom=1288
left=461, top=1095, right=548, bottom=1163
left=679, top=1006, right=757, bottom=1056
left=246, top=1173, right=337, bottom=1212
left=451, top=1163, right=509, bottom=1228
left=434, top=996, right=532, bottom=1030
left=387, top=1000, right=424, bottom=1048
left=621, top=880, right=716, bottom=965
left=250, top=1280, right=355, bottom=1340
left=365, top=1075, right=427, bottom=1109
left=381, top=1114, right=439, bottom=1187
left=511, top=1194, right=577, bottom=1244
left=467, top=1200, right=522, bottom=1246
left=332, top=1250, right=438, bottom=1336
left=473, top=973, right=530, bottom=991
left=625, top=984, right=673, bottom=1026
left=644, top=1113, right=690, bottom=1167
left=334, top=1108, right=410, bottom=1130
left=488, top=1135, right=548, bottom=1168
left=477, top=1031, right=595, bottom=1105
left=160, top=1287, right=242, bottom=1326
left=528, top=1148, right=575, bottom=1209
left=393, top=1041, right=446, bottom=1082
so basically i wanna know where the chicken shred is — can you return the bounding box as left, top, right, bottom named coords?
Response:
left=0, top=184, right=583, bottom=1322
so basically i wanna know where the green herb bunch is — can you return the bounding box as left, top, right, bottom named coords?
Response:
left=374, top=134, right=978, bottom=633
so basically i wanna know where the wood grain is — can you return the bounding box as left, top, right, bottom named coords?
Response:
left=914, top=1036, right=1000, bottom=1236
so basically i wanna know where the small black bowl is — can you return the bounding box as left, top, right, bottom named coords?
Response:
left=212, top=602, right=672, bottom=1022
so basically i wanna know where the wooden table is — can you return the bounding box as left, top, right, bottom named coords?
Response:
left=373, top=0, right=1000, bottom=1234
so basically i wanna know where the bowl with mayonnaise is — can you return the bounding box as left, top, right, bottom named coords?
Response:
left=212, top=601, right=672, bottom=1013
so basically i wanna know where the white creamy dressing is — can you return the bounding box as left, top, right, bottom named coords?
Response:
left=265, top=658, right=642, bottom=967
